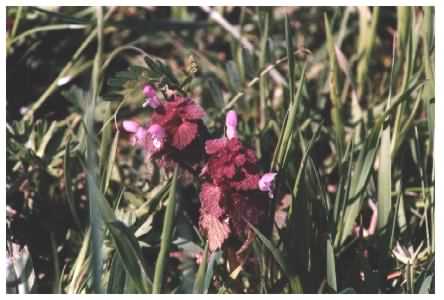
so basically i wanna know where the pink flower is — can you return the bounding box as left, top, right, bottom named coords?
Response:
left=258, top=173, right=277, bottom=198
left=122, top=120, right=147, bottom=146
left=198, top=112, right=272, bottom=252
left=142, top=84, right=161, bottom=109
left=225, top=110, right=238, bottom=139
left=146, top=124, right=166, bottom=152
left=122, top=120, right=166, bottom=155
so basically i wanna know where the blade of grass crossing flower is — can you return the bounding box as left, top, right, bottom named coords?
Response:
left=153, top=166, right=179, bottom=293
left=193, top=242, right=208, bottom=294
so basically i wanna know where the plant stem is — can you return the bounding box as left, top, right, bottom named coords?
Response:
left=152, top=166, right=179, bottom=293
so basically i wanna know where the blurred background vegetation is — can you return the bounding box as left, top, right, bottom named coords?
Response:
left=6, top=6, right=434, bottom=294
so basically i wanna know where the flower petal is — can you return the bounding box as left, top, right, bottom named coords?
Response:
left=122, top=120, right=140, bottom=133
left=225, top=110, right=238, bottom=127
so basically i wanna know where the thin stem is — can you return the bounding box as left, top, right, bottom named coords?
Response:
left=222, top=49, right=310, bottom=114
left=152, top=166, right=179, bottom=293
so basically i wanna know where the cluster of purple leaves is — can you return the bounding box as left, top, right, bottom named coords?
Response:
left=123, top=85, right=277, bottom=252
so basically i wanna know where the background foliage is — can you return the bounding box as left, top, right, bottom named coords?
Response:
left=6, top=6, right=434, bottom=293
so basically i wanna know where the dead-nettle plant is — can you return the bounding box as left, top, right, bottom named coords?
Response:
left=121, top=82, right=277, bottom=254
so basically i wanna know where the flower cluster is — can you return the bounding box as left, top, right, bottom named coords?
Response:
left=199, top=111, right=277, bottom=251
left=123, top=85, right=276, bottom=253
left=123, top=85, right=207, bottom=169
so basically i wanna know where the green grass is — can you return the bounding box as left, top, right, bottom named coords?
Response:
left=6, top=6, right=434, bottom=294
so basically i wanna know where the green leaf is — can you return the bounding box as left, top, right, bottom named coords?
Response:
left=225, top=60, right=242, bottom=91
left=247, top=222, right=289, bottom=278
left=203, top=250, right=222, bottom=293
left=63, top=139, right=82, bottom=230
left=192, top=242, right=208, bottom=294
left=106, top=252, right=126, bottom=293
left=108, top=221, right=152, bottom=293
left=272, top=62, right=306, bottom=171
left=418, top=275, right=433, bottom=294
left=377, top=123, right=392, bottom=237
left=326, top=238, right=337, bottom=292
left=101, top=129, right=119, bottom=193
left=336, top=127, right=380, bottom=248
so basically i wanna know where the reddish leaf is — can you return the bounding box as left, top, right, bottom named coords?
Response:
left=205, top=138, right=227, bottom=155
left=231, top=174, right=260, bottom=191
left=171, top=121, right=198, bottom=150
left=180, top=101, right=206, bottom=120
left=200, top=183, right=224, bottom=217
left=200, top=213, right=230, bottom=252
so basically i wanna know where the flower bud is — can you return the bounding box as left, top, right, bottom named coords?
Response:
left=258, top=172, right=277, bottom=198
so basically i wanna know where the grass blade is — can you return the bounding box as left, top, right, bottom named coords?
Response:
left=63, top=139, right=82, bottom=230
left=203, top=250, right=222, bottom=293
left=85, top=7, right=104, bottom=293
left=152, top=166, right=179, bottom=293
left=324, top=13, right=345, bottom=162
left=326, top=237, right=337, bottom=292
left=192, top=242, right=208, bottom=294
left=106, top=253, right=126, bottom=293
left=247, top=222, right=288, bottom=277
left=108, top=221, right=152, bottom=293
